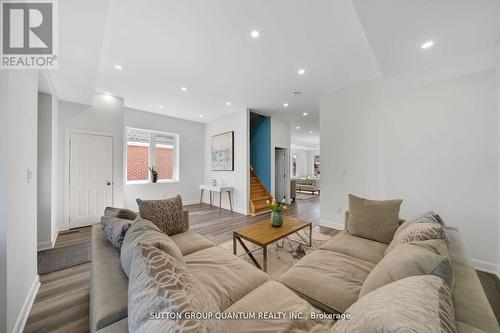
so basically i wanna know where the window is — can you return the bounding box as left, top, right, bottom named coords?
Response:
left=292, top=154, right=297, bottom=178
left=314, top=155, right=320, bottom=177
left=126, top=128, right=179, bottom=183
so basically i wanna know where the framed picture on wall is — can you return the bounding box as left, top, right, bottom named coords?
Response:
left=211, top=131, right=234, bottom=171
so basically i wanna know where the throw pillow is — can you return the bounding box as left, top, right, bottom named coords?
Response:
left=385, top=220, right=447, bottom=256
left=359, top=239, right=454, bottom=298
left=346, top=194, right=402, bottom=244
left=121, top=218, right=184, bottom=278
left=128, top=242, right=226, bottom=333
left=104, top=207, right=138, bottom=220
left=101, top=216, right=132, bottom=252
left=332, top=275, right=456, bottom=333
left=394, top=211, right=445, bottom=238
left=136, top=195, right=187, bottom=235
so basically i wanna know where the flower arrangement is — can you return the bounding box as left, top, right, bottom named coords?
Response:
left=266, top=199, right=287, bottom=227
left=266, top=199, right=287, bottom=212
left=149, top=166, right=158, bottom=183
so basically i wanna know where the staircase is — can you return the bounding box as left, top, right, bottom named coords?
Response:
left=249, top=168, right=273, bottom=215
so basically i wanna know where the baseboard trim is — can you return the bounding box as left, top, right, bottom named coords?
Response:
left=470, top=258, right=500, bottom=278
left=319, top=219, right=345, bottom=231
left=37, top=240, right=53, bottom=251
left=13, top=275, right=40, bottom=333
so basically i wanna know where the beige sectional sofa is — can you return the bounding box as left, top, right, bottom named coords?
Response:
left=92, top=206, right=498, bottom=333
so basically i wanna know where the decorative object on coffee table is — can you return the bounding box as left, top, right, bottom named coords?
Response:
left=266, top=199, right=287, bottom=227
left=149, top=166, right=158, bottom=183
left=233, top=216, right=311, bottom=272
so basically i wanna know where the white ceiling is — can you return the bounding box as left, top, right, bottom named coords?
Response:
left=50, top=0, right=500, bottom=145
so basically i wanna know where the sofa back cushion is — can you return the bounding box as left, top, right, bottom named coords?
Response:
left=359, top=239, right=454, bottom=298
left=332, top=275, right=456, bottom=333
left=128, top=242, right=226, bottom=333
left=120, top=218, right=184, bottom=278
left=385, top=219, right=447, bottom=256
left=104, top=207, right=138, bottom=220
left=101, top=216, right=132, bottom=252
left=346, top=194, right=402, bottom=244
left=136, top=195, right=188, bottom=236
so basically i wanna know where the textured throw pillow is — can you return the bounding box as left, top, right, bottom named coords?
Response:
left=385, top=220, right=447, bottom=256
left=394, top=211, right=445, bottom=238
left=346, top=194, right=402, bottom=244
left=359, top=240, right=454, bottom=298
left=104, top=207, right=138, bottom=220
left=121, top=218, right=184, bottom=278
left=101, top=216, right=132, bottom=252
left=136, top=195, right=187, bottom=236
left=128, top=243, right=226, bottom=333
left=332, top=275, right=456, bottom=333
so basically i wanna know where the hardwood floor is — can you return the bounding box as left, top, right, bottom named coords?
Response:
left=24, top=196, right=500, bottom=332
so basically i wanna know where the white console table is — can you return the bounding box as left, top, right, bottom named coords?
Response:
left=199, top=184, right=233, bottom=214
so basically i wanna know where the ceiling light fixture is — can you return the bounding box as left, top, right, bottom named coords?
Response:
left=283, top=103, right=289, bottom=107
left=296, top=126, right=300, bottom=130
left=226, top=102, right=231, bottom=106
left=104, top=92, right=112, bottom=96
left=250, top=30, right=260, bottom=39
left=114, top=65, right=122, bottom=70
left=298, top=68, right=306, bottom=75
left=181, top=86, right=187, bottom=92
left=199, top=114, right=204, bottom=118
left=303, top=112, right=308, bottom=116
left=159, top=105, right=164, bottom=109
left=421, top=40, right=434, bottom=49
left=309, top=131, right=313, bottom=134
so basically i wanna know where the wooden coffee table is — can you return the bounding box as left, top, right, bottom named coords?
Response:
left=233, top=216, right=312, bottom=272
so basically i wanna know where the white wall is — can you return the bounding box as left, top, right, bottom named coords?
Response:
left=37, top=93, right=53, bottom=249
left=320, top=69, right=499, bottom=271
left=291, top=148, right=308, bottom=178
left=2, top=70, right=40, bottom=333
left=204, top=110, right=249, bottom=214
left=57, top=94, right=124, bottom=230
left=271, top=118, right=291, bottom=203
left=123, top=108, right=205, bottom=209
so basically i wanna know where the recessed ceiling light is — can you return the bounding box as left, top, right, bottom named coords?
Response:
left=199, top=114, right=204, bottom=118
left=114, top=65, right=122, bottom=70
left=181, top=86, right=187, bottom=92
left=104, top=92, right=112, bottom=96
left=283, top=103, right=289, bottom=107
left=309, top=131, right=313, bottom=134
left=421, top=40, right=434, bottom=49
left=226, top=102, right=231, bottom=106
left=250, top=30, right=260, bottom=39
left=302, top=112, right=308, bottom=116
left=296, top=126, right=300, bottom=130
left=298, top=68, right=306, bottom=75
left=159, top=105, right=164, bottom=109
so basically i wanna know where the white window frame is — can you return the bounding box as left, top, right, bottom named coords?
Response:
left=126, top=127, right=180, bottom=184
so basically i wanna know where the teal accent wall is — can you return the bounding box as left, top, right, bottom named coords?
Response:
left=250, top=113, right=271, bottom=191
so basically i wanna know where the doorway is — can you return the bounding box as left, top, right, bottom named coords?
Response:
left=275, top=147, right=287, bottom=201
left=67, top=131, right=114, bottom=229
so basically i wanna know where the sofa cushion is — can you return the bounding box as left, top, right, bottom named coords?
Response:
left=120, top=218, right=184, bottom=278
left=332, top=275, right=456, bottom=333
left=280, top=250, right=375, bottom=313
left=184, top=246, right=270, bottom=311
left=96, top=318, right=128, bottom=333
left=169, top=229, right=215, bottom=256
left=452, top=262, right=499, bottom=333
left=104, top=207, right=137, bottom=220
left=101, top=216, right=131, bottom=252
left=320, top=231, right=387, bottom=264
left=128, top=243, right=226, bottom=333
left=359, top=240, right=454, bottom=298
left=136, top=195, right=188, bottom=235
left=91, top=225, right=129, bottom=332
left=385, top=220, right=447, bottom=256
left=346, top=194, right=402, bottom=244
left=224, top=281, right=334, bottom=333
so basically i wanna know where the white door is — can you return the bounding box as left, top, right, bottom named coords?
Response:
left=69, top=132, right=113, bottom=228
left=275, top=148, right=286, bottom=201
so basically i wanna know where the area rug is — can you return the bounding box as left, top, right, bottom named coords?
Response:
left=37, top=242, right=91, bottom=275
left=219, top=230, right=331, bottom=279
left=296, top=192, right=318, bottom=200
